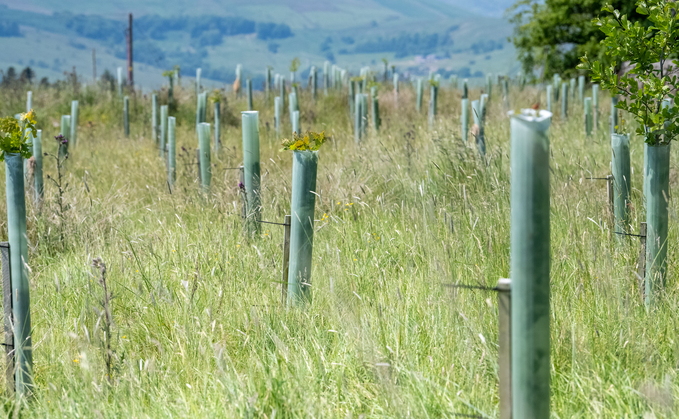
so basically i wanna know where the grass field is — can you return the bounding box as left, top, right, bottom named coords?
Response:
left=0, top=77, right=677, bottom=418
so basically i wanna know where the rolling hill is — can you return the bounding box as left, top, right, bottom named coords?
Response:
left=0, top=0, right=519, bottom=90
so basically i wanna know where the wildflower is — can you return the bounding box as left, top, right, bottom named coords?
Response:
left=54, top=134, right=67, bottom=145
left=238, top=182, right=244, bottom=189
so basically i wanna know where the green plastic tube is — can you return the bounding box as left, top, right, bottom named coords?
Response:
left=570, top=78, right=576, bottom=100
left=34, top=130, right=43, bottom=203
left=247, top=78, right=254, bottom=111
left=201, top=92, right=208, bottom=123
left=266, top=67, right=271, bottom=99
left=287, top=150, right=319, bottom=306
left=472, top=99, right=485, bottom=155
left=236, top=65, right=242, bottom=97
left=428, top=84, right=438, bottom=128
left=323, top=61, right=329, bottom=95
left=160, top=105, right=168, bottom=158
left=242, top=111, right=261, bottom=235
left=5, top=153, right=32, bottom=395
left=60, top=115, right=70, bottom=159
left=611, top=96, right=619, bottom=134
left=371, top=86, right=380, bottom=132
left=461, top=98, right=469, bottom=143
left=198, top=122, right=211, bottom=191
left=168, top=76, right=174, bottom=110
left=292, top=84, right=299, bottom=111
left=354, top=93, right=362, bottom=143
left=196, top=68, right=202, bottom=95
left=584, top=98, right=593, bottom=136
left=26, top=91, right=32, bottom=113
left=553, top=74, right=560, bottom=101
left=168, top=117, right=176, bottom=186
left=280, top=77, right=286, bottom=115
left=416, top=78, right=423, bottom=113
left=214, top=102, right=220, bottom=152
left=502, top=77, right=509, bottom=110
left=361, top=94, right=368, bottom=138
left=645, top=143, right=670, bottom=306
left=510, top=109, right=552, bottom=419
left=349, top=81, right=356, bottom=116
left=70, top=100, right=78, bottom=146
left=123, top=96, right=130, bottom=138
left=611, top=134, right=631, bottom=239
left=292, top=111, right=300, bottom=136
left=393, top=73, right=399, bottom=93
left=546, top=85, right=552, bottom=113
left=152, top=94, right=158, bottom=144
left=486, top=74, right=492, bottom=99
left=561, top=82, right=568, bottom=119
left=117, top=67, right=123, bottom=96
left=578, top=76, right=585, bottom=102
left=289, top=92, right=299, bottom=125
left=311, top=66, right=317, bottom=100
left=275, top=96, right=282, bottom=137
left=195, top=93, right=201, bottom=132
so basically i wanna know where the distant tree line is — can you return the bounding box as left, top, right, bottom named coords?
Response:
left=53, top=13, right=293, bottom=47
left=1, top=66, right=49, bottom=88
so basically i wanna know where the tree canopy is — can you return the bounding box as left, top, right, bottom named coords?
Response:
left=507, top=0, right=644, bottom=80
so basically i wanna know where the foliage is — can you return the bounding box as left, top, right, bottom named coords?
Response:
left=353, top=31, right=455, bottom=58
left=290, top=57, right=301, bottom=73
left=0, top=110, right=35, bottom=160
left=209, top=89, right=222, bottom=103
left=280, top=131, right=328, bottom=151
left=507, top=0, right=644, bottom=80
left=578, top=0, right=679, bottom=145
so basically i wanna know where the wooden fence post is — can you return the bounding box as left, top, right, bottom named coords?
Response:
left=281, top=215, right=291, bottom=305
left=497, top=277, right=512, bottom=419
left=1, top=242, right=14, bottom=395
left=638, top=222, right=647, bottom=300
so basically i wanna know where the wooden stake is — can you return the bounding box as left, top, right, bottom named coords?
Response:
left=1, top=242, right=14, bottom=396
left=638, top=222, right=647, bottom=300
left=281, top=215, right=291, bottom=305
left=606, top=175, right=614, bottom=217
left=497, top=277, right=511, bottom=419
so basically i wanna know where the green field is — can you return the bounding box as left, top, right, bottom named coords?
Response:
left=0, top=71, right=677, bottom=417
left=0, top=0, right=516, bottom=89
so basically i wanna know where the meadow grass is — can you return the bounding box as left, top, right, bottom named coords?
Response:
left=0, top=80, right=677, bottom=418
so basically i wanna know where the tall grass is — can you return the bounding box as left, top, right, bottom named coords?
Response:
left=0, top=78, right=677, bottom=417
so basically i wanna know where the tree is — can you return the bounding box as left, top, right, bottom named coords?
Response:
left=507, top=0, right=644, bottom=80
left=579, top=0, right=679, bottom=306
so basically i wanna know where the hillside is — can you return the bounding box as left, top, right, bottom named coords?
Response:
left=0, top=0, right=518, bottom=89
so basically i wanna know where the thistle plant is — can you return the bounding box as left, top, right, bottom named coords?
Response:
left=91, top=257, right=115, bottom=384
left=0, top=110, right=36, bottom=160
left=280, top=131, right=328, bottom=152
left=46, top=134, right=69, bottom=244
left=578, top=0, right=679, bottom=145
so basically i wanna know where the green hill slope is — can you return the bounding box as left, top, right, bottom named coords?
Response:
left=0, top=0, right=517, bottom=89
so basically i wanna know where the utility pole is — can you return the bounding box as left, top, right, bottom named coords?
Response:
left=126, top=13, right=133, bottom=89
